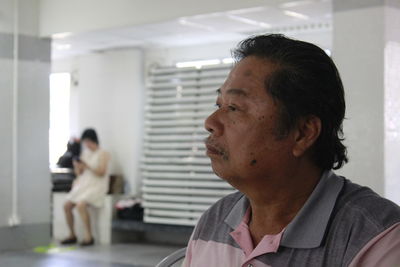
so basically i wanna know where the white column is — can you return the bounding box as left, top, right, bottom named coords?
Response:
left=384, top=5, right=400, bottom=204
left=333, top=0, right=400, bottom=204
left=0, top=0, right=51, bottom=250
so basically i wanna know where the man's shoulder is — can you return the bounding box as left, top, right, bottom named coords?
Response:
left=335, top=178, right=400, bottom=230
left=326, top=177, right=400, bottom=265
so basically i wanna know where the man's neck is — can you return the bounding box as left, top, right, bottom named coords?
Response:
left=246, top=164, right=323, bottom=245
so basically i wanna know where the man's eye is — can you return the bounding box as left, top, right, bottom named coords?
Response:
left=215, top=103, right=221, bottom=109
left=228, top=105, right=237, bottom=111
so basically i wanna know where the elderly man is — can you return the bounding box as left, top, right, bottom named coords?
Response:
left=182, top=35, right=400, bottom=267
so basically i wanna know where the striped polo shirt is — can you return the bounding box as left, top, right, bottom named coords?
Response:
left=182, top=171, right=400, bottom=267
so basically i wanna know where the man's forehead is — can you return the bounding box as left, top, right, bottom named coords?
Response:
left=217, top=88, right=249, bottom=97
left=229, top=63, right=258, bottom=79
left=218, top=66, right=267, bottom=96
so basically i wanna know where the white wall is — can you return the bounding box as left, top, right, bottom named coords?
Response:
left=332, top=3, right=400, bottom=204
left=333, top=5, right=385, bottom=195
left=52, top=49, right=145, bottom=195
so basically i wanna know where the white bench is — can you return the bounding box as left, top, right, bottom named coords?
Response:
left=52, top=192, right=122, bottom=245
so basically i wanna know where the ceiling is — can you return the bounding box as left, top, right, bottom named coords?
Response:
left=52, top=0, right=332, bottom=59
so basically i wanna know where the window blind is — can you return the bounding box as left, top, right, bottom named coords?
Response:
left=142, top=63, right=236, bottom=226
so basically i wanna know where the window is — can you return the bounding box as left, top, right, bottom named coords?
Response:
left=49, top=73, right=71, bottom=166
left=142, top=63, right=236, bottom=226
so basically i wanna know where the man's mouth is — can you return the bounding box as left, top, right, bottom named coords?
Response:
left=205, top=144, right=222, bottom=156
left=204, top=138, right=226, bottom=158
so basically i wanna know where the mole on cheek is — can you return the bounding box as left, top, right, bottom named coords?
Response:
left=250, top=159, right=257, bottom=166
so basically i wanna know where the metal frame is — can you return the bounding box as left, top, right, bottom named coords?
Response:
left=156, top=247, right=187, bottom=267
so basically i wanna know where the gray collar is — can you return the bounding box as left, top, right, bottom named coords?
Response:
left=224, top=170, right=344, bottom=249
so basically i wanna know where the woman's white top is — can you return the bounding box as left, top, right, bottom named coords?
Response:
left=66, top=148, right=110, bottom=207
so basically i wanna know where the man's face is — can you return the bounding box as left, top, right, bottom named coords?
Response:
left=205, top=56, right=296, bottom=189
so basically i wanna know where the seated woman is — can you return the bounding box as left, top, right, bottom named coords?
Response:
left=61, top=128, right=111, bottom=246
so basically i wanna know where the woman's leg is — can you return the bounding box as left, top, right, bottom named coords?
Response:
left=76, top=201, right=93, bottom=241
left=63, top=201, right=77, bottom=238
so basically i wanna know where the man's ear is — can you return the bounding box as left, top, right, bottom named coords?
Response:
left=292, top=115, right=321, bottom=157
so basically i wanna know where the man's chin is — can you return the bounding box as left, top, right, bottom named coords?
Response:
left=210, top=161, right=230, bottom=180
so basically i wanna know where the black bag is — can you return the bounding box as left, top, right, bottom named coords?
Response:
left=116, top=199, right=144, bottom=221
left=57, top=140, right=81, bottom=168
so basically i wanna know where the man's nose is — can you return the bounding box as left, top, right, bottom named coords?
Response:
left=204, top=111, right=223, bottom=137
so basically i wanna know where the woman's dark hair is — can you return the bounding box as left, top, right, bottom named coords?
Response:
left=233, top=34, right=348, bottom=170
left=81, top=128, right=99, bottom=145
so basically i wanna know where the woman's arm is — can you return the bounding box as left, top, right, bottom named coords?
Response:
left=73, top=160, right=85, bottom=176
left=84, top=151, right=110, bottom=177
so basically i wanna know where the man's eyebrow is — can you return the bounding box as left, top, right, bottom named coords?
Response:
left=216, top=88, right=248, bottom=96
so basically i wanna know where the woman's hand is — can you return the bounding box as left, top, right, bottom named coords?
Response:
left=73, top=160, right=83, bottom=169
left=79, top=160, right=88, bottom=169
left=73, top=159, right=86, bottom=176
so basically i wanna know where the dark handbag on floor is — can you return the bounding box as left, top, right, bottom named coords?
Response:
left=116, top=199, right=144, bottom=221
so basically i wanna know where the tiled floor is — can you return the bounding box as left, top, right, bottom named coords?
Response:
left=0, top=243, right=183, bottom=267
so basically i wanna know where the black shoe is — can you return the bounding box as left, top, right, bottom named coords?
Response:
left=80, top=238, right=95, bottom=247
left=61, top=236, right=77, bottom=245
